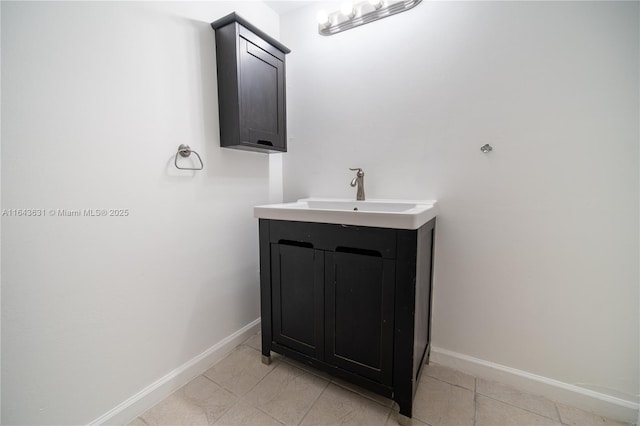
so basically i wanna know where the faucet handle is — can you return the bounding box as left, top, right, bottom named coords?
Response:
left=349, top=167, right=364, bottom=176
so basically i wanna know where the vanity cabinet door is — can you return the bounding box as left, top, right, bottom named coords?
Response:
left=271, top=243, right=324, bottom=360
left=324, top=251, right=395, bottom=386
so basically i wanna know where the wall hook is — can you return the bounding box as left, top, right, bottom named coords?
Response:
left=174, top=144, right=204, bottom=170
left=480, top=144, right=493, bottom=153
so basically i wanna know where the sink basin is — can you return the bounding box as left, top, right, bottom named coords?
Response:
left=254, top=198, right=437, bottom=230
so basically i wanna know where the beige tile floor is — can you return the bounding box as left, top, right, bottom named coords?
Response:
left=130, top=332, right=634, bottom=426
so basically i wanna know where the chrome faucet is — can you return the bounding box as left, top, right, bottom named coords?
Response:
left=349, top=168, right=365, bottom=201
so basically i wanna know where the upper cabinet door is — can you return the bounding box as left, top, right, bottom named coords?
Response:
left=239, top=37, right=286, bottom=151
left=211, top=13, right=290, bottom=153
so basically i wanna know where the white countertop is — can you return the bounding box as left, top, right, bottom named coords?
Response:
left=254, top=198, right=437, bottom=230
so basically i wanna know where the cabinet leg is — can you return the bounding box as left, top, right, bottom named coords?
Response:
left=397, top=400, right=413, bottom=425
left=260, top=327, right=272, bottom=366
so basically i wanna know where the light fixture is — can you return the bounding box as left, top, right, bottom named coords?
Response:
left=317, top=10, right=331, bottom=28
left=369, top=0, right=383, bottom=10
left=340, top=2, right=356, bottom=19
left=318, top=0, right=421, bottom=36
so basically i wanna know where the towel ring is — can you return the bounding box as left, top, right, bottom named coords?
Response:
left=174, top=144, right=203, bottom=170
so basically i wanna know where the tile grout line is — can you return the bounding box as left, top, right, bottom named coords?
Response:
left=248, top=333, right=396, bottom=414
left=244, top=357, right=331, bottom=426
left=198, top=373, right=245, bottom=424
left=281, top=355, right=396, bottom=412
left=202, top=336, right=287, bottom=426
left=383, top=408, right=393, bottom=426
left=238, top=353, right=283, bottom=402
left=240, top=337, right=355, bottom=426
left=202, top=371, right=241, bottom=398
left=329, top=378, right=395, bottom=411
left=203, top=342, right=287, bottom=423
left=425, top=370, right=564, bottom=426
left=553, top=401, right=564, bottom=425
left=252, top=404, right=290, bottom=426
left=436, top=373, right=562, bottom=424
left=476, top=392, right=563, bottom=423
left=425, top=373, right=476, bottom=393
left=296, top=378, right=332, bottom=425
left=472, top=377, right=478, bottom=426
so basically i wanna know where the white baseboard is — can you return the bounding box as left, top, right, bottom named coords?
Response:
left=88, top=318, right=261, bottom=426
left=431, top=346, right=639, bottom=424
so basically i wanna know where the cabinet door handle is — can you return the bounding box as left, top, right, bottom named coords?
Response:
left=335, top=246, right=382, bottom=257
left=257, top=140, right=273, bottom=146
left=278, top=240, right=313, bottom=249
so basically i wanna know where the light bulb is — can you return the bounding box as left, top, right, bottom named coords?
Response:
left=369, top=0, right=383, bottom=9
left=317, top=10, right=331, bottom=28
left=340, top=2, right=356, bottom=19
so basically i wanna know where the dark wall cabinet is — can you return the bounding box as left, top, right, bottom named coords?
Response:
left=211, top=13, right=290, bottom=153
left=259, top=219, right=436, bottom=422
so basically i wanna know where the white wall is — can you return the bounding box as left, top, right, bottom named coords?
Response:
left=1, top=2, right=281, bottom=424
left=281, top=0, right=639, bottom=414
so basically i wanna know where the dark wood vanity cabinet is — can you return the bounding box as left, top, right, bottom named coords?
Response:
left=211, top=13, right=290, bottom=153
left=259, top=219, right=436, bottom=420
